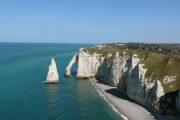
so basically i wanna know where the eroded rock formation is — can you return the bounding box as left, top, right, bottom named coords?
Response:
left=65, top=54, right=78, bottom=76
left=45, top=58, right=59, bottom=83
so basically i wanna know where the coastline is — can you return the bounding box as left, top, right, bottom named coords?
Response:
left=90, top=78, right=155, bottom=120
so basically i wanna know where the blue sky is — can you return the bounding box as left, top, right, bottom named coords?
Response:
left=0, top=0, right=179, bottom=43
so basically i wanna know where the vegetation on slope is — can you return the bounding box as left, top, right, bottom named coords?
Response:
left=141, top=53, right=180, bottom=93
left=83, top=43, right=180, bottom=93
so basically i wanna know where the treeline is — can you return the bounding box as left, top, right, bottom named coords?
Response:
left=103, top=43, right=180, bottom=54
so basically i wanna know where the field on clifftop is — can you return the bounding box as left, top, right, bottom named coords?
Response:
left=83, top=43, right=180, bottom=93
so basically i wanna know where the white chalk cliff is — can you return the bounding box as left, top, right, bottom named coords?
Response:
left=65, top=54, right=78, bottom=76
left=108, top=52, right=126, bottom=86
left=45, top=58, right=59, bottom=83
left=66, top=48, right=179, bottom=113
left=65, top=48, right=103, bottom=77
left=76, top=49, right=104, bottom=78
left=125, top=56, right=165, bottom=107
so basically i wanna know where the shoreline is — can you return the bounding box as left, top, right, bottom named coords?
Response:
left=90, top=78, right=155, bottom=120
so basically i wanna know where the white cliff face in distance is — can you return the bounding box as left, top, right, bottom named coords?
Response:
left=45, top=58, right=59, bottom=83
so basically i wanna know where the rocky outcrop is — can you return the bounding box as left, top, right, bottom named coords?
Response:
left=45, top=58, right=59, bottom=83
left=65, top=54, right=78, bottom=76
left=163, top=76, right=176, bottom=84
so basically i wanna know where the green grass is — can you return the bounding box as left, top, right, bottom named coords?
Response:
left=138, top=53, right=180, bottom=93
left=83, top=44, right=180, bottom=93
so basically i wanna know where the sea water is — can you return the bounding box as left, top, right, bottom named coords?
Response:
left=0, top=43, right=122, bottom=120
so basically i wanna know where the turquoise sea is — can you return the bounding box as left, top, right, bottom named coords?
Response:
left=0, top=43, right=122, bottom=120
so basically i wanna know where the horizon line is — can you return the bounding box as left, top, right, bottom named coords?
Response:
left=0, top=41, right=180, bottom=44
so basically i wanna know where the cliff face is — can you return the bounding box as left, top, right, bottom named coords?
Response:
left=107, top=52, right=126, bottom=86
left=124, top=55, right=165, bottom=107
left=66, top=45, right=180, bottom=114
left=76, top=49, right=104, bottom=78
left=72, top=49, right=127, bottom=86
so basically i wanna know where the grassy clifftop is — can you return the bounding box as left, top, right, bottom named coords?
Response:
left=141, top=53, right=180, bottom=93
left=83, top=43, right=180, bottom=93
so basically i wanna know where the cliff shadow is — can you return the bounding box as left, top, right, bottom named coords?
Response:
left=105, top=88, right=129, bottom=100
left=95, top=58, right=111, bottom=85
left=95, top=75, right=110, bottom=86
left=105, top=88, right=153, bottom=109
left=159, top=90, right=179, bottom=116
